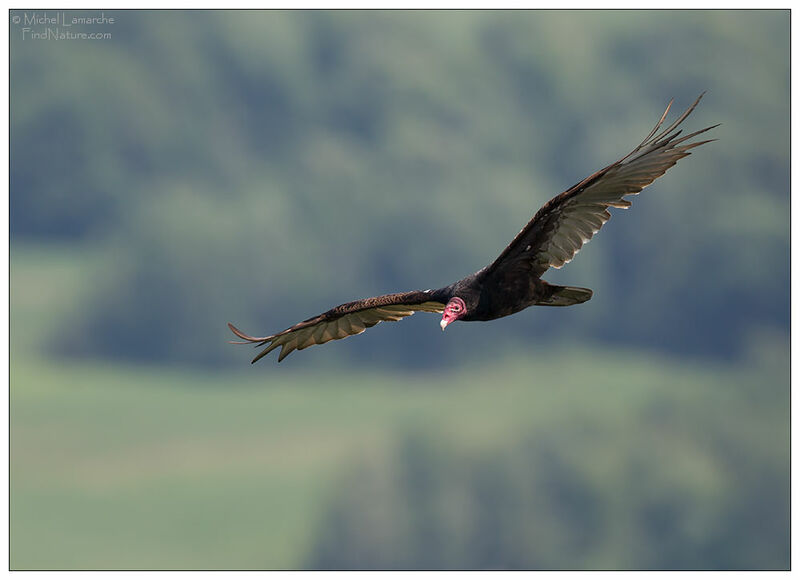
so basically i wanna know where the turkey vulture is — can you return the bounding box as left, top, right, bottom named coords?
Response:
left=230, top=94, right=716, bottom=363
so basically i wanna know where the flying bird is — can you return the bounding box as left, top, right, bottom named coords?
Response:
left=230, top=94, right=716, bottom=363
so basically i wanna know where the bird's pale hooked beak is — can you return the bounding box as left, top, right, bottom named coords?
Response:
left=440, top=318, right=449, bottom=331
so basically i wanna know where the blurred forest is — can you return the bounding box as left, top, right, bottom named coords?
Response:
left=10, top=10, right=789, bottom=570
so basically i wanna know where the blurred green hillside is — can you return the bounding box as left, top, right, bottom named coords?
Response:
left=10, top=9, right=789, bottom=570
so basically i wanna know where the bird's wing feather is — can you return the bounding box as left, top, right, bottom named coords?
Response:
left=228, top=290, right=445, bottom=363
left=484, top=93, right=717, bottom=279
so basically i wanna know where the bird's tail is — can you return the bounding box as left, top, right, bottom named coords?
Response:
left=536, top=284, right=593, bottom=307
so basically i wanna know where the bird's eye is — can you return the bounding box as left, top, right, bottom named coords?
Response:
left=446, top=297, right=466, bottom=315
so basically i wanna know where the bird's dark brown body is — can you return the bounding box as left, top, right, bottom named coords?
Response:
left=439, top=269, right=580, bottom=323
left=229, top=94, right=716, bottom=362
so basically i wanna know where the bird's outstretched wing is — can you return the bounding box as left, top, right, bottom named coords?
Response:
left=484, top=93, right=718, bottom=280
left=229, top=290, right=446, bottom=363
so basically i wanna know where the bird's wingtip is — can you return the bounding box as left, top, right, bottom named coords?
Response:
left=228, top=322, right=271, bottom=343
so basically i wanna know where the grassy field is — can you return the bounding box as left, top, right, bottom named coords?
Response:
left=11, top=346, right=789, bottom=569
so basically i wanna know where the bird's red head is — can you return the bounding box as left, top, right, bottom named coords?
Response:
left=440, top=297, right=466, bottom=331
